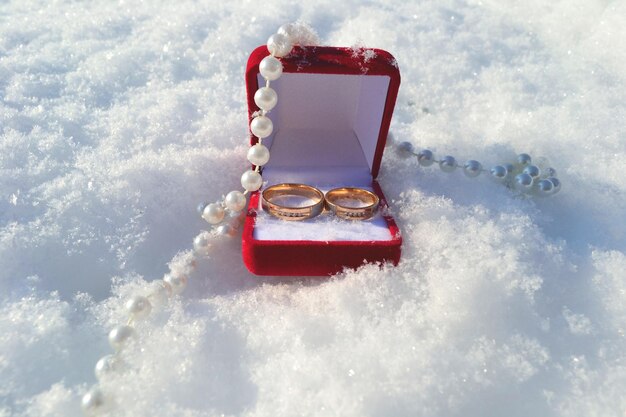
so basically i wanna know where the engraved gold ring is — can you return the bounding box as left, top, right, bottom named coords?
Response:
left=324, top=187, right=379, bottom=220
left=261, top=183, right=325, bottom=221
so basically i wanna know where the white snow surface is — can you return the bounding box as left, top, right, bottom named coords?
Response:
left=1, top=1, right=626, bottom=416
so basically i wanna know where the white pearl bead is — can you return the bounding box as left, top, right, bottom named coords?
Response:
left=490, top=165, right=507, bottom=180
left=216, top=224, right=237, bottom=237
left=547, top=177, right=561, bottom=194
left=267, top=33, right=293, bottom=57
left=439, top=156, right=457, bottom=173
left=254, top=87, right=278, bottom=111
left=241, top=170, right=263, bottom=192
left=523, top=165, right=540, bottom=179
left=463, top=160, right=482, bottom=177
left=277, top=22, right=319, bottom=45
left=259, top=56, right=283, bottom=81
left=125, top=295, right=152, bottom=321
left=247, top=143, right=270, bottom=166
left=277, top=23, right=298, bottom=41
left=202, top=203, right=225, bottom=225
left=81, top=387, right=110, bottom=414
left=193, top=232, right=212, bottom=256
left=108, top=325, right=135, bottom=351
left=250, top=115, right=273, bottom=138
left=163, top=273, right=187, bottom=295
left=515, top=173, right=534, bottom=192
left=396, top=141, right=414, bottom=158
left=417, top=149, right=435, bottom=166
left=224, top=190, right=247, bottom=212
left=536, top=179, right=554, bottom=196
left=95, top=354, right=123, bottom=380
left=517, top=153, right=532, bottom=166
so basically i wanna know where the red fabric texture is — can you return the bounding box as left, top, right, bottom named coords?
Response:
left=242, top=45, right=402, bottom=276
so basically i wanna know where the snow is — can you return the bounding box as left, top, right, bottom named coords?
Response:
left=1, top=0, right=625, bottom=416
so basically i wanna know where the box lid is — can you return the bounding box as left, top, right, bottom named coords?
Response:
left=245, top=45, right=400, bottom=184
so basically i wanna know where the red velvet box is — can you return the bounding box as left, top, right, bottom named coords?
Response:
left=242, top=45, right=402, bottom=276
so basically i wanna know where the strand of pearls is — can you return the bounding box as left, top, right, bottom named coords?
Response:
left=197, top=24, right=302, bottom=231
left=80, top=24, right=305, bottom=416
left=396, top=140, right=562, bottom=197
left=81, top=243, right=195, bottom=414
left=80, top=233, right=222, bottom=415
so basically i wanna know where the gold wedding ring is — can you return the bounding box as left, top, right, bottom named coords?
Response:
left=324, top=187, right=380, bottom=220
left=262, top=183, right=325, bottom=220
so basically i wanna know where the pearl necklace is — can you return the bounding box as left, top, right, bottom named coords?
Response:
left=79, top=23, right=311, bottom=415
left=395, top=139, right=562, bottom=196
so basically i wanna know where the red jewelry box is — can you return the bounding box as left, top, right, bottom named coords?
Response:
left=242, top=45, right=402, bottom=276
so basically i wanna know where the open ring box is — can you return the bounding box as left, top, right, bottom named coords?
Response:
left=242, top=45, right=402, bottom=276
